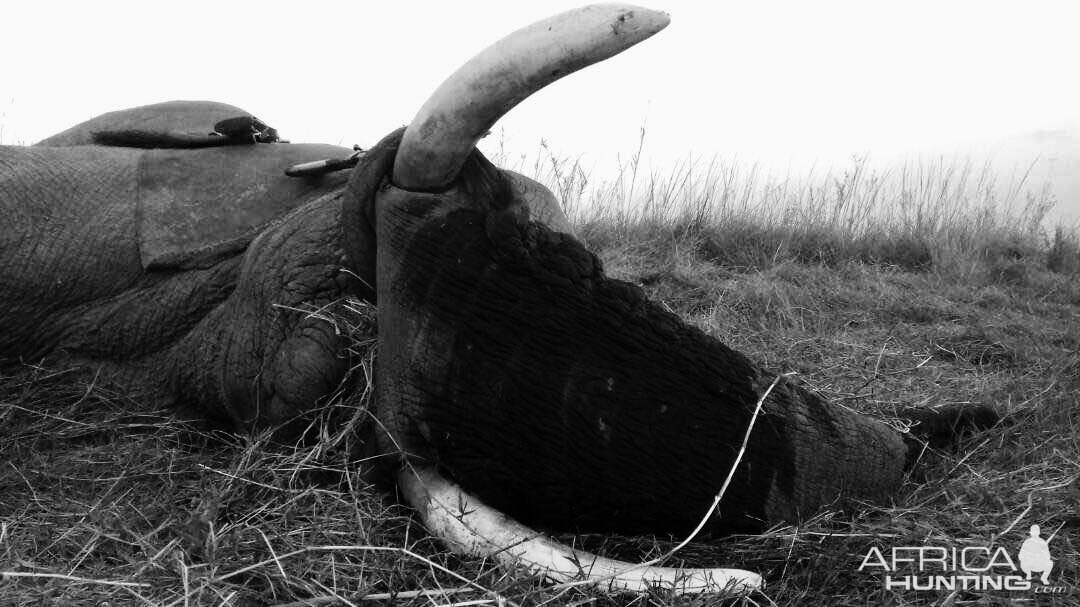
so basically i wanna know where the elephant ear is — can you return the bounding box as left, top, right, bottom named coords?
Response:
left=503, top=171, right=574, bottom=235
left=36, top=100, right=277, bottom=148
left=137, top=143, right=351, bottom=270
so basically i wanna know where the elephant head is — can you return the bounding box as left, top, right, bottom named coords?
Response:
left=346, top=3, right=913, bottom=593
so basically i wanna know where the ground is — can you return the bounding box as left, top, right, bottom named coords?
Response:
left=2, top=168, right=1079, bottom=605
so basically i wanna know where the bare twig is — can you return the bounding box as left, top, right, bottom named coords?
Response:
left=0, top=570, right=150, bottom=588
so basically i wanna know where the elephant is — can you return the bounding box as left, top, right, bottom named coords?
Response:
left=0, top=4, right=995, bottom=595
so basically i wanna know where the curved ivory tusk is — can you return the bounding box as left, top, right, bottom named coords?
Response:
left=398, top=465, right=763, bottom=595
left=393, top=4, right=670, bottom=190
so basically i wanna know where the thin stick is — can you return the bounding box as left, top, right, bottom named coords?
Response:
left=272, top=587, right=476, bottom=606
left=258, top=529, right=289, bottom=581
left=1045, top=521, right=1066, bottom=543
left=998, top=476, right=1078, bottom=540
left=206, top=545, right=516, bottom=607
left=654, top=374, right=782, bottom=557
left=0, top=571, right=149, bottom=588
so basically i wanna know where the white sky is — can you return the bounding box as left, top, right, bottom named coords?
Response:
left=3, top=1, right=1079, bottom=216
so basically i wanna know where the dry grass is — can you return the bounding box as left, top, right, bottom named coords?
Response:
left=0, top=355, right=552, bottom=606
left=495, top=130, right=1074, bottom=280
left=3, top=147, right=1079, bottom=605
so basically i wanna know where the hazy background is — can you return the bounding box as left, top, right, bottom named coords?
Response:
left=3, top=0, right=1078, bottom=221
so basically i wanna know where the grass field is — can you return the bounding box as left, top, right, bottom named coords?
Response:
left=1, top=150, right=1078, bottom=606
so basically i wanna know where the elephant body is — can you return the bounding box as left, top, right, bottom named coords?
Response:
left=1, top=101, right=911, bottom=534
left=2, top=102, right=568, bottom=431
left=1, top=137, right=362, bottom=427
left=2, top=9, right=989, bottom=590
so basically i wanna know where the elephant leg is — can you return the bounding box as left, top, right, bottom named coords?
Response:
left=260, top=312, right=356, bottom=431
left=168, top=196, right=372, bottom=431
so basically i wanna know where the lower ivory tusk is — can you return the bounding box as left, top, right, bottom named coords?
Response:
left=398, top=465, right=763, bottom=595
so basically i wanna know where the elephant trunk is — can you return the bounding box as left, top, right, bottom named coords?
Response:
left=382, top=199, right=908, bottom=530
left=371, top=145, right=906, bottom=591
left=392, top=4, right=670, bottom=191
left=374, top=158, right=909, bottom=533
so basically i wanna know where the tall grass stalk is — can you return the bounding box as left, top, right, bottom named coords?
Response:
left=490, top=130, right=1070, bottom=276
